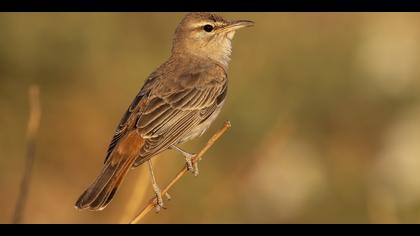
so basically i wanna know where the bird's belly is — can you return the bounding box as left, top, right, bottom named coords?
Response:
left=179, top=102, right=225, bottom=144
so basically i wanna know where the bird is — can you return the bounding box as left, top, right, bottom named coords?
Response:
left=75, top=12, right=254, bottom=211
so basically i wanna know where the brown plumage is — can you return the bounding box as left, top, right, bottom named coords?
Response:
left=75, top=12, right=253, bottom=211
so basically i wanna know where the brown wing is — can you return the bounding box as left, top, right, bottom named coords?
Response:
left=132, top=81, right=226, bottom=166
left=132, top=70, right=227, bottom=166
left=103, top=75, right=157, bottom=163
left=104, top=64, right=227, bottom=167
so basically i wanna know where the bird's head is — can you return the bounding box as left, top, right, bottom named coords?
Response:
left=172, top=13, right=254, bottom=68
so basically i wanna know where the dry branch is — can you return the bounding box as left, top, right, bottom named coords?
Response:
left=13, top=85, right=41, bottom=224
left=129, top=121, right=232, bottom=224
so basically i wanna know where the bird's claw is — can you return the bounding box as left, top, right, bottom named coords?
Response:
left=153, top=191, right=173, bottom=213
left=152, top=184, right=164, bottom=212
left=193, top=161, right=199, bottom=176
left=185, top=154, right=199, bottom=176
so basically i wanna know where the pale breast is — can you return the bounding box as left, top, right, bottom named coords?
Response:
left=178, top=100, right=225, bottom=144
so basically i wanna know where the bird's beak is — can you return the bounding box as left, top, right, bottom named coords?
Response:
left=219, top=20, right=255, bottom=33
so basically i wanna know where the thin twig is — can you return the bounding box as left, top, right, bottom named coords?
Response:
left=129, top=121, right=231, bottom=224
left=12, top=85, right=41, bottom=224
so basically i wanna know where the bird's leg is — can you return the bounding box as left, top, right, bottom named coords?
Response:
left=170, top=145, right=199, bottom=176
left=147, top=160, right=164, bottom=212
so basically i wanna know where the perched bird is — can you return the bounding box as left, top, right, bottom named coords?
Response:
left=75, top=12, right=253, bottom=211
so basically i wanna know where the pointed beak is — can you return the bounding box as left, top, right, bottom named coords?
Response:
left=219, top=20, right=255, bottom=33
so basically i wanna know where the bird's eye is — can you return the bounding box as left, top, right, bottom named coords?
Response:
left=203, top=24, right=214, bottom=32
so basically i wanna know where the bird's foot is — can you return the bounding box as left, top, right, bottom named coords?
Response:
left=152, top=183, right=164, bottom=212
left=170, top=145, right=200, bottom=176
left=185, top=154, right=199, bottom=177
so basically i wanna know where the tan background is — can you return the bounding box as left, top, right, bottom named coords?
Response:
left=1, top=13, right=420, bottom=223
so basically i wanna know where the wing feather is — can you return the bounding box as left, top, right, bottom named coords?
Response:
left=133, top=79, right=227, bottom=166
left=104, top=62, right=227, bottom=167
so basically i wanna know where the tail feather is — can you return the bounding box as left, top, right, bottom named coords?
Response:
left=75, top=131, right=144, bottom=211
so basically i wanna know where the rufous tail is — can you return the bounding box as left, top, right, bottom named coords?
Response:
left=75, top=131, right=144, bottom=211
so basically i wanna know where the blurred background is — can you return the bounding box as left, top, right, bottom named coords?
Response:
left=1, top=13, right=420, bottom=223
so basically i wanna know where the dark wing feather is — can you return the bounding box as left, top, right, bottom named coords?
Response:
left=104, top=76, right=157, bottom=163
